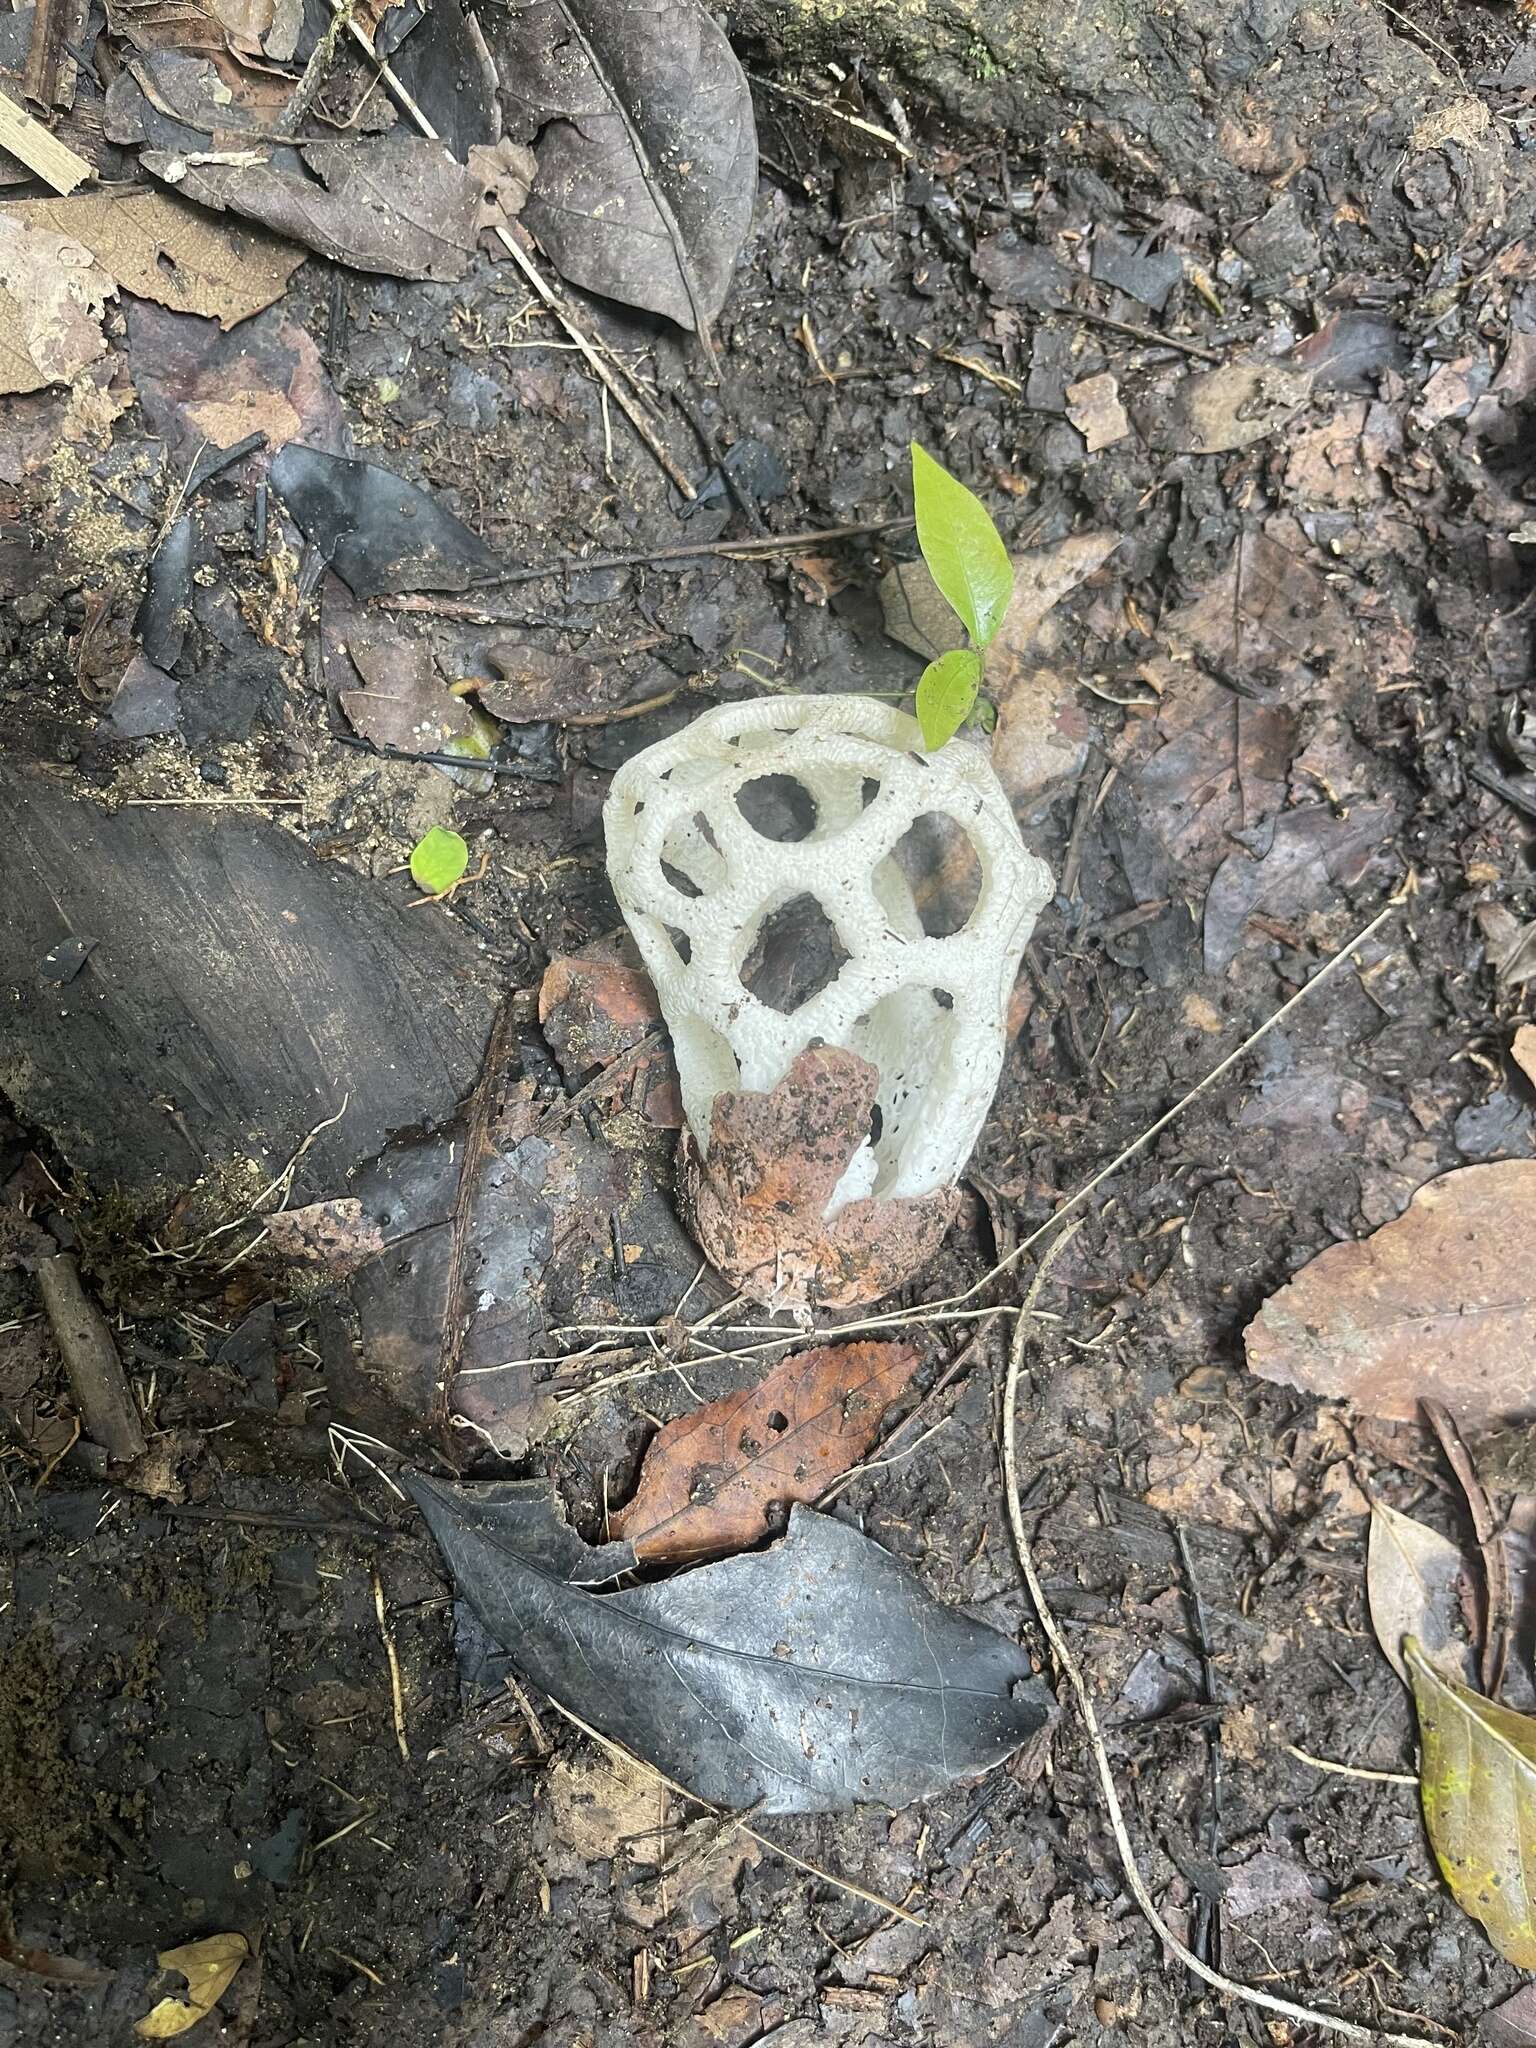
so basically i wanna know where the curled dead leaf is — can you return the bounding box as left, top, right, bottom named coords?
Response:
left=680, top=1047, right=958, bottom=1309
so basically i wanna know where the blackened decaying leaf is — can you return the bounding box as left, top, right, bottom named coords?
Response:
left=612, top=1341, right=922, bottom=1562
left=143, top=138, right=481, bottom=282
left=486, top=0, right=755, bottom=331
left=134, top=512, right=194, bottom=669
left=271, top=444, right=500, bottom=599
left=408, top=1474, right=1054, bottom=1814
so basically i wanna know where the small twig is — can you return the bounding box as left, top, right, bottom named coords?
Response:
left=373, top=1567, right=411, bottom=1762
left=388, top=517, right=915, bottom=597
left=564, top=687, right=682, bottom=728
left=276, top=0, right=355, bottom=135
left=535, top=1027, right=669, bottom=1136
left=1284, top=1745, right=1417, bottom=1787
left=1064, top=302, right=1223, bottom=364
left=35, top=1254, right=146, bottom=1463
left=1422, top=1397, right=1511, bottom=1698
left=0, top=84, right=91, bottom=193
left=1002, top=1310, right=1434, bottom=2047
left=746, top=70, right=913, bottom=159
left=33, top=1413, right=81, bottom=1492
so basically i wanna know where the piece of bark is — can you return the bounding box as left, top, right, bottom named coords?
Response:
left=0, top=87, right=91, bottom=194
left=0, top=764, right=498, bottom=1194
left=35, top=1252, right=147, bottom=1461
left=680, top=1046, right=959, bottom=1309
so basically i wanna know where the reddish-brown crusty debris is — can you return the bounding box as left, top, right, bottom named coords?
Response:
left=679, top=1046, right=959, bottom=1310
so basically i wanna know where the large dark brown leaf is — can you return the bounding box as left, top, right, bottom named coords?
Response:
left=143, top=138, right=480, bottom=282
left=613, top=1341, right=921, bottom=1562
left=408, top=1476, right=1054, bottom=1814
left=486, top=0, right=755, bottom=332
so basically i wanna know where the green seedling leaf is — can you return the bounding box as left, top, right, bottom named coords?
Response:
left=1408, top=1635, right=1536, bottom=1966
left=915, top=647, right=981, bottom=751
left=911, top=441, right=1014, bottom=650
left=410, top=827, right=469, bottom=895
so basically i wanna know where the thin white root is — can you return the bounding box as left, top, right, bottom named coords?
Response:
left=1001, top=1309, right=1435, bottom=2048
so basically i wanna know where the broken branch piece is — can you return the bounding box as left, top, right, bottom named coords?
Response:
left=604, top=695, right=1053, bottom=1304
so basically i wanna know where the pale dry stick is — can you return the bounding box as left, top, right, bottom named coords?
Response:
left=543, top=1695, right=924, bottom=1927
left=747, top=70, right=913, bottom=159
left=1284, top=1744, right=1417, bottom=1787
left=1001, top=1313, right=1433, bottom=2048
left=333, top=1, right=696, bottom=500
left=373, top=1567, right=411, bottom=1762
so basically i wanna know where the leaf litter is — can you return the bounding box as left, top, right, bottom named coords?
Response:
left=611, top=1340, right=921, bottom=1563
left=1246, top=1161, right=1536, bottom=1424
left=407, top=1472, right=1054, bottom=1815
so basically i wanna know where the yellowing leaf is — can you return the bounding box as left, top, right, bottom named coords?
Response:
left=915, top=647, right=981, bottom=752
left=135, top=1932, right=248, bottom=2039
left=1408, top=1637, right=1536, bottom=1967
left=409, top=827, right=469, bottom=895
left=910, top=442, right=1013, bottom=650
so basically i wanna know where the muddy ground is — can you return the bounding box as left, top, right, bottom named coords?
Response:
left=4, top=0, right=1536, bottom=2042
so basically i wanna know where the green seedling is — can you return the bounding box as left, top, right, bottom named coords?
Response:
left=909, top=441, right=1014, bottom=750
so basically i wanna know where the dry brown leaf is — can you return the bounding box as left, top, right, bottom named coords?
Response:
left=144, top=139, right=481, bottom=283
left=9, top=190, right=302, bottom=330
left=468, top=137, right=535, bottom=236
left=0, top=213, right=113, bottom=394
left=1366, top=1501, right=1477, bottom=1688
left=337, top=622, right=473, bottom=753
left=681, top=1046, right=958, bottom=1309
left=1065, top=371, right=1130, bottom=452
left=1246, top=1162, right=1536, bottom=1424
left=262, top=1198, right=385, bottom=1277
left=544, top=1753, right=666, bottom=1869
left=1479, top=906, right=1536, bottom=989
left=1514, top=1023, right=1536, bottom=1089
left=612, top=1340, right=921, bottom=1562
left=1148, top=355, right=1314, bottom=454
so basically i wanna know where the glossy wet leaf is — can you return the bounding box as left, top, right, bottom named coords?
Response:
left=910, top=442, right=1013, bottom=650
left=1408, top=1636, right=1536, bottom=1967
left=915, top=647, right=981, bottom=751
left=410, top=828, right=469, bottom=895
left=1367, top=1502, right=1476, bottom=1688
left=408, top=1474, right=1053, bottom=1814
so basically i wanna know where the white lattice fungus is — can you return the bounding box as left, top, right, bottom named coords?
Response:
left=604, top=695, right=1054, bottom=1214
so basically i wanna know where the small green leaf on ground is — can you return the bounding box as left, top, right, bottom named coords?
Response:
left=915, top=647, right=981, bottom=751
left=910, top=442, right=1014, bottom=650
left=1408, top=1635, right=1536, bottom=1967
left=409, top=827, right=469, bottom=894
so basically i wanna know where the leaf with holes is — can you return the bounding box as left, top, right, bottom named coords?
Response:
left=410, top=828, right=469, bottom=895
left=915, top=647, right=982, bottom=752
left=612, top=1340, right=921, bottom=1563
left=1409, top=1636, right=1536, bottom=1967
left=911, top=443, right=1014, bottom=651
left=1367, top=1502, right=1476, bottom=1688
left=485, top=0, right=756, bottom=332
